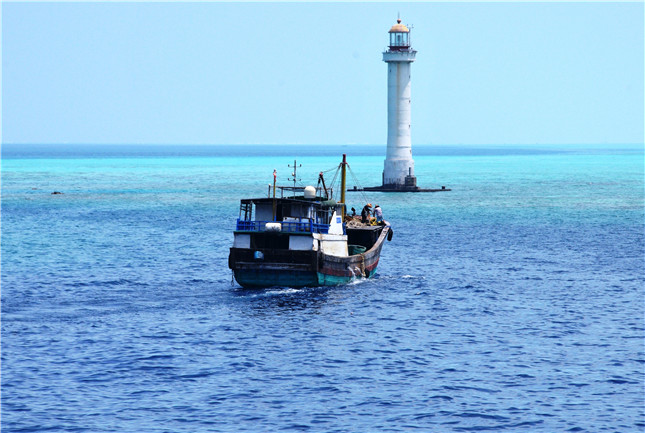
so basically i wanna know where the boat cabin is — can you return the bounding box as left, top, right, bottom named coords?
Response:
left=236, top=196, right=341, bottom=235
left=233, top=195, right=384, bottom=258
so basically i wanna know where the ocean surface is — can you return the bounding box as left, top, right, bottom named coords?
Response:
left=2, top=144, right=644, bottom=432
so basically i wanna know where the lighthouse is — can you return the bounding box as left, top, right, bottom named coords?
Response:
left=356, top=18, right=449, bottom=193
left=382, top=18, right=417, bottom=189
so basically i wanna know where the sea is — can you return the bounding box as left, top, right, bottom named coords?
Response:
left=1, top=143, right=644, bottom=432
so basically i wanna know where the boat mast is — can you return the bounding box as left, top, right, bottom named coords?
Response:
left=340, top=154, right=347, bottom=220
left=288, top=160, right=301, bottom=197
left=318, top=171, right=329, bottom=199
left=272, top=169, right=277, bottom=221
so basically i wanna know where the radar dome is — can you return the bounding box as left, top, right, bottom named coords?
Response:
left=304, top=186, right=316, bottom=199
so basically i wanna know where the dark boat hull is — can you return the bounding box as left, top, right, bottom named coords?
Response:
left=229, top=224, right=390, bottom=289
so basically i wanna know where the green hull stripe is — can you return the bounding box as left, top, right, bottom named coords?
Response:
left=234, top=267, right=378, bottom=289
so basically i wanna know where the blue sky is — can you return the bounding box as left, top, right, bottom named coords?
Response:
left=2, top=2, right=643, bottom=145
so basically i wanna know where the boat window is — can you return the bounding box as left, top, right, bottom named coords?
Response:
left=315, top=208, right=332, bottom=225
left=240, top=202, right=253, bottom=221
left=255, top=203, right=274, bottom=222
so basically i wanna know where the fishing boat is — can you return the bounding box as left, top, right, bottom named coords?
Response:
left=228, top=155, right=392, bottom=288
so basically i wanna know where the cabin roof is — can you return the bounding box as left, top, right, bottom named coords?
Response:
left=241, top=197, right=337, bottom=207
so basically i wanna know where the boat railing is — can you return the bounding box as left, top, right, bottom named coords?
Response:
left=236, top=219, right=329, bottom=234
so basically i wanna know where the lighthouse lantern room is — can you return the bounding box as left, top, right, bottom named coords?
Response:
left=389, top=19, right=411, bottom=50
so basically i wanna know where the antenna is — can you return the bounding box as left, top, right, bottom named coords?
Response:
left=287, top=159, right=302, bottom=195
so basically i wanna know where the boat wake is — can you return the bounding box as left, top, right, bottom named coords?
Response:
left=346, top=275, right=368, bottom=286
left=265, top=287, right=304, bottom=296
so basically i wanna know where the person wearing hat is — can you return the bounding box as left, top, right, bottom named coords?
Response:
left=374, top=205, right=383, bottom=225
left=361, top=203, right=372, bottom=224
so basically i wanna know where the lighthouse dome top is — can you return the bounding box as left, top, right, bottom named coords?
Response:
left=389, top=19, right=409, bottom=33
left=387, top=18, right=412, bottom=51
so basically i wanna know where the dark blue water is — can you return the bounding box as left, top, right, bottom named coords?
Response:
left=2, top=144, right=644, bottom=432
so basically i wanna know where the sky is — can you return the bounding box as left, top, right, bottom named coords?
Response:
left=2, top=1, right=643, bottom=146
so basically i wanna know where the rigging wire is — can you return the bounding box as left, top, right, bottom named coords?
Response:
left=280, top=165, right=338, bottom=194
left=297, top=166, right=339, bottom=188
left=281, top=161, right=373, bottom=208
left=347, top=164, right=371, bottom=205
left=328, top=164, right=341, bottom=201
left=321, top=166, right=339, bottom=174
left=319, top=165, right=341, bottom=200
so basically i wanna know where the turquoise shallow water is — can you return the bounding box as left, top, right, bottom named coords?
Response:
left=2, top=144, right=644, bottom=432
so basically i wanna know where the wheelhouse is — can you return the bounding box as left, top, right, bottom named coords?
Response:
left=235, top=197, right=344, bottom=235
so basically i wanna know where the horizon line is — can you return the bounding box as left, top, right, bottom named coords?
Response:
left=3, top=142, right=644, bottom=147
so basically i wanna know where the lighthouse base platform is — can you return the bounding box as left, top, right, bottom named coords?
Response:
left=349, top=184, right=451, bottom=193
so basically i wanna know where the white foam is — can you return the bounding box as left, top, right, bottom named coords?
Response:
left=266, top=288, right=303, bottom=295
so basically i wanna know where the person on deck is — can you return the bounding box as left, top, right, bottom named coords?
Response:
left=361, top=203, right=372, bottom=224
left=374, top=205, right=383, bottom=225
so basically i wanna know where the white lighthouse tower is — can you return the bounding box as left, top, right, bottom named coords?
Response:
left=382, top=18, right=417, bottom=189
left=357, top=19, right=448, bottom=194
